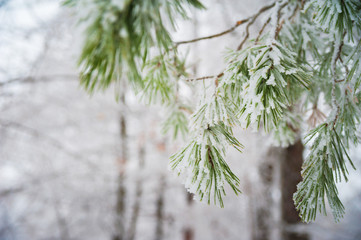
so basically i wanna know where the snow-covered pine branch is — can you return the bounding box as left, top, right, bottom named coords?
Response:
left=65, top=0, right=361, bottom=222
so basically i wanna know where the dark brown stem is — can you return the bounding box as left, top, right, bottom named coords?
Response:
left=185, top=72, right=224, bottom=82
left=255, top=17, right=271, bottom=44
left=237, top=2, right=277, bottom=50
left=175, top=2, right=276, bottom=48
left=175, top=19, right=249, bottom=46
left=274, top=2, right=289, bottom=40
left=331, top=33, right=346, bottom=129
left=288, top=3, right=300, bottom=21
left=186, top=75, right=215, bottom=82
left=0, top=74, right=78, bottom=86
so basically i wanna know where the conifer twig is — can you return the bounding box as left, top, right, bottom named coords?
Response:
left=255, top=17, right=271, bottom=44
left=331, top=33, right=345, bottom=128
left=185, top=72, right=224, bottom=82
left=273, top=1, right=288, bottom=40
left=175, top=2, right=276, bottom=47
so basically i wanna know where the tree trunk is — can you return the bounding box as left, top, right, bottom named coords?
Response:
left=252, top=140, right=309, bottom=240
left=154, top=176, right=165, bottom=240
left=182, top=192, right=194, bottom=240
left=281, top=140, right=309, bottom=240
left=252, top=151, right=277, bottom=240
left=113, top=89, right=128, bottom=240
left=128, top=143, right=145, bottom=240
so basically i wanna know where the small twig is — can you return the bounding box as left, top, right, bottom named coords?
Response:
left=331, top=33, right=346, bottom=128
left=339, top=57, right=350, bottom=79
left=0, top=74, right=78, bottom=87
left=255, top=17, right=271, bottom=44
left=179, top=106, right=193, bottom=114
left=174, top=2, right=276, bottom=48
left=274, top=19, right=285, bottom=40
left=186, top=75, right=215, bottom=82
left=274, top=2, right=289, bottom=40
left=175, top=19, right=249, bottom=46
left=214, top=72, right=224, bottom=88
left=288, top=3, right=300, bottom=21
left=0, top=119, right=99, bottom=169
left=186, top=72, right=224, bottom=82
left=237, top=3, right=277, bottom=50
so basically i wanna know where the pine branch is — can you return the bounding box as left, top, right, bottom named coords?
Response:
left=185, top=72, right=224, bottom=82
left=175, top=2, right=276, bottom=47
left=331, top=33, right=345, bottom=128
left=66, top=0, right=361, bottom=221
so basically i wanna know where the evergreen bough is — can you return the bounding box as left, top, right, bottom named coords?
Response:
left=64, top=0, right=361, bottom=222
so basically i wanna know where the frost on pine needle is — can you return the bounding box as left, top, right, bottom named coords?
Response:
left=270, top=110, right=300, bottom=147
left=170, top=125, right=242, bottom=207
left=307, top=0, right=361, bottom=40
left=169, top=91, right=243, bottom=206
left=223, top=42, right=310, bottom=131
left=294, top=123, right=356, bottom=222
left=190, top=93, right=240, bottom=131
left=63, top=0, right=204, bottom=93
left=141, top=54, right=187, bottom=105
left=334, top=89, right=361, bottom=148
left=66, top=0, right=361, bottom=222
left=162, top=106, right=189, bottom=140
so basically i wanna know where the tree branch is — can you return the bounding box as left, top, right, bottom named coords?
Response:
left=255, top=17, right=271, bottom=44
left=185, top=72, right=224, bottom=82
left=237, top=2, right=278, bottom=50
left=273, top=2, right=289, bottom=40
left=175, top=2, right=276, bottom=47
left=0, top=74, right=78, bottom=87
left=0, top=119, right=98, bottom=169
left=331, top=33, right=345, bottom=128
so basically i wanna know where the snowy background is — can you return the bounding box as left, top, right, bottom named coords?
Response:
left=1, top=0, right=361, bottom=240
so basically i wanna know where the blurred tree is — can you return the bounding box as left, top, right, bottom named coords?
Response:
left=64, top=0, right=361, bottom=225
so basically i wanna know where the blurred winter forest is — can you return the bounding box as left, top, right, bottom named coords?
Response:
left=1, top=0, right=361, bottom=240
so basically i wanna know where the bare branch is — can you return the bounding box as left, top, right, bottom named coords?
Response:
left=0, top=119, right=98, bottom=169
left=255, top=17, right=271, bottom=44
left=273, top=2, right=289, bottom=40
left=237, top=2, right=278, bottom=50
left=0, top=74, right=78, bottom=87
left=331, top=33, right=346, bottom=128
left=175, top=2, right=276, bottom=47
left=185, top=72, right=224, bottom=82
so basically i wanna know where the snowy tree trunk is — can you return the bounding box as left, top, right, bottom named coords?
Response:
left=54, top=200, right=70, bottom=240
left=252, top=147, right=281, bottom=240
left=182, top=192, right=194, bottom=240
left=154, top=175, right=166, bottom=240
left=251, top=139, right=310, bottom=240
left=128, top=141, right=145, bottom=240
left=281, top=140, right=309, bottom=240
left=113, top=87, right=128, bottom=240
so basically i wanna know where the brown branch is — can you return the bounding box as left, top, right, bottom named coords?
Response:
left=288, top=3, right=300, bottom=21
left=0, top=119, right=98, bottom=169
left=255, top=17, right=271, bottom=44
left=237, top=3, right=277, bottom=50
left=0, top=74, right=78, bottom=87
left=182, top=2, right=278, bottom=82
left=175, top=19, right=249, bottom=46
left=186, top=75, right=215, bottom=82
left=274, top=19, right=285, bottom=40
left=179, top=106, right=193, bottom=114
left=274, top=2, right=289, bottom=40
left=331, top=33, right=346, bottom=128
left=185, top=72, right=224, bottom=82
left=175, top=2, right=276, bottom=47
